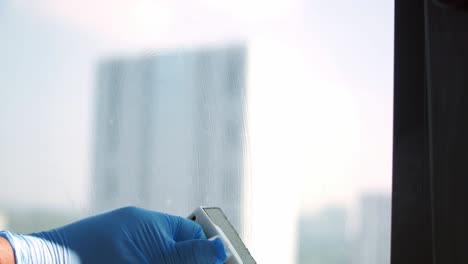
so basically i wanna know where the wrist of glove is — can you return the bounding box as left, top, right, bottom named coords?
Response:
left=0, top=230, right=80, bottom=264
left=0, top=207, right=226, bottom=264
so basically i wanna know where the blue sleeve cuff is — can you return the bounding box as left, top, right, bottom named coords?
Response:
left=0, top=230, right=18, bottom=264
left=0, top=230, right=81, bottom=264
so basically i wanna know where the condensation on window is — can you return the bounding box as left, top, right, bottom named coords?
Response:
left=0, top=1, right=394, bottom=263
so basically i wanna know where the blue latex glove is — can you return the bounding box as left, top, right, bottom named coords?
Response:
left=0, top=206, right=227, bottom=264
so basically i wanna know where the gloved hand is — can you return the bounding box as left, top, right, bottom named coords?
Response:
left=0, top=206, right=226, bottom=264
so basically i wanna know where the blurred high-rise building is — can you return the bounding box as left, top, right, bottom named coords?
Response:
left=92, top=45, right=247, bottom=232
left=352, top=193, right=391, bottom=264
left=296, top=207, right=351, bottom=264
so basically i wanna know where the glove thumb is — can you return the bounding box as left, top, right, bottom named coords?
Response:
left=174, top=237, right=227, bottom=264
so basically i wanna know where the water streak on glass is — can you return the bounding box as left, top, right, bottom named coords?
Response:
left=0, top=1, right=394, bottom=263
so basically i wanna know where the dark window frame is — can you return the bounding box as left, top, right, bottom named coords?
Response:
left=392, top=1, right=468, bottom=263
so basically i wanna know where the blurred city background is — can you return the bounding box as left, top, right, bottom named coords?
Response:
left=0, top=0, right=394, bottom=263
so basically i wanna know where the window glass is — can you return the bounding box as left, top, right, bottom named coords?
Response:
left=0, top=1, right=394, bottom=263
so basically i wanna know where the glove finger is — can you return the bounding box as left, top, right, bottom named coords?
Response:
left=173, top=217, right=207, bottom=242
left=138, top=209, right=204, bottom=241
left=174, top=237, right=227, bottom=264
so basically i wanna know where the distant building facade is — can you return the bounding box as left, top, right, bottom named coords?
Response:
left=92, top=45, right=247, bottom=231
left=353, top=194, right=391, bottom=264
left=297, top=207, right=351, bottom=264
left=296, top=193, right=392, bottom=264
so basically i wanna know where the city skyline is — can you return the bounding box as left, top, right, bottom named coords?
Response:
left=0, top=0, right=393, bottom=213
left=297, top=193, right=391, bottom=264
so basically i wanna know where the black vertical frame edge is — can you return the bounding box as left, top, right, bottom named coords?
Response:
left=391, top=0, right=434, bottom=264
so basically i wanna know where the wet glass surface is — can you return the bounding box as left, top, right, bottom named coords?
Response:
left=0, top=1, right=394, bottom=263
